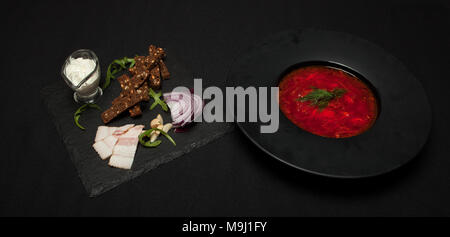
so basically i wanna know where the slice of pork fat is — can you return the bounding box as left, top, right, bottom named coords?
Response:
left=112, top=124, right=135, bottom=136
left=93, top=134, right=119, bottom=160
left=92, top=125, right=131, bottom=160
left=94, top=124, right=133, bottom=142
left=93, top=140, right=115, bottom=159
left=95, top=126, right=113, bottom=142
left=109, top=125, right=144, bottom=170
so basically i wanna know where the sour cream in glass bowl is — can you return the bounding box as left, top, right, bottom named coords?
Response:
left=61, top=49, right=102, bottom=103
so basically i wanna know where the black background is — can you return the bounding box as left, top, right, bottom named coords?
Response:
left=1, top=0, right=450, bottom=216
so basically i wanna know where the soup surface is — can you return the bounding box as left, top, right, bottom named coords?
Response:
left=278, top=65, right=378, bottom=138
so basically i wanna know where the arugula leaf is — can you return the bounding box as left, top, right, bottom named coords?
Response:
left=150, top=101, right=158, bottom=110
left=74, top=114, right=84, bottom=130
left=138, top=127, right=176, bottom=147
left=73, top=103, right=101, bottom=130
left=157, top=128, right=176, bottom=146
left=142, top=139, right=162, bottom=147
left=148, top=88, right=156, bottom=97
left=149, top=88, right=168, bottom=112
left=102, top=57, right=136, bottom=90
left=160, top=100, right=168, bottom=112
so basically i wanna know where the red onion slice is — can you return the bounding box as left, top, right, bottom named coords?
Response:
left=163, top=91, right=203, bottom=128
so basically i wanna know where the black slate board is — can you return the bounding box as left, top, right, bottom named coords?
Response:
left=41, top=58, right=234, bottom=197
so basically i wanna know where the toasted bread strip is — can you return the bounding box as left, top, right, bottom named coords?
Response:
left=159, top=60, right=170, bottom=80
left=101, top=86, right=149, bottom=123
left=149, top=66, right=161, bottom=89
left=114, top=74, right=150, bottom=117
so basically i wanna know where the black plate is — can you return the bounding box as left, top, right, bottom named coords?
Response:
left=227, top=29, right=431, bottom=178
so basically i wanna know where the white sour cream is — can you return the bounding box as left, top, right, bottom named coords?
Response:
left=64, top=57, right=99, bottom=95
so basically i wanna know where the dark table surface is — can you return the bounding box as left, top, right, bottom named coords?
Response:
left=1, top=0, right=450, bottom=216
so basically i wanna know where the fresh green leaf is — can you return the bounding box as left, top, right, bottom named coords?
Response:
left=103, top=64, right=114, bottom=89
left=159, top=129, right=176, bottom=146
left=102, top=57, right=136, bottom=90
left=143, top=139, right=162, bottom=147
left=297, top=87, right=346, bottom=110
left=113, top=59, right=126, bottom=69
left=74, top=114, right=85, bottom=130
left=331, top=88, right=347, bottom=98
left=73, top=103, right=101, bottom=130
left=138, top=128, right=176, bottom=148
left=148, top=88, right=169, bottom=112
left=150, top=101, right=158, bottom=110
left=138, top=129, right=152, bottom=146
left=160, top=101, right=168, bottom=112
left=149, top=88, right=156, bottom=97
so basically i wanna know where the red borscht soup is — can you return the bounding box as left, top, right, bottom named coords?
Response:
left=279, top=65, right=378, bottom=138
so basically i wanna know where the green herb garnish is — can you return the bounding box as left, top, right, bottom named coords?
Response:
left=141, top=140, right=162, bottom=147
left=297, top=88, right=346, bottom=110
left=74, top=103, right=101, bottom=130
left=138, top=127, right=176, bottom=147
left=102, top=57, right=136, bottom=90
left=149, top=88, right=168, bottom=112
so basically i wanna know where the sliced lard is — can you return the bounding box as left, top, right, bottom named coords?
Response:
left=112, top=124, right=135, bottom=136
left=93, top=125, right=122, bottom=160
left=108, top=125, right=144, bottom=170
left=94, top=126, right=114, bottom=142
left=93, top=141, right=113, bottom=160
left=93, top=134, right=119, bottom=160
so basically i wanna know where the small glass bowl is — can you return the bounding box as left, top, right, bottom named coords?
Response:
left=61, top=49, right=103, bottom=103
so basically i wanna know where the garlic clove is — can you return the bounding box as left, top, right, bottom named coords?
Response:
left=150, top=118, right=161, bottom=128
left=156, top=114, right=163, bottom=125
left=162, top=123, right=173, bottom=133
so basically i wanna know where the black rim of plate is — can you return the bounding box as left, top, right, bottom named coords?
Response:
left=226, top=29, right=432, bottom=178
